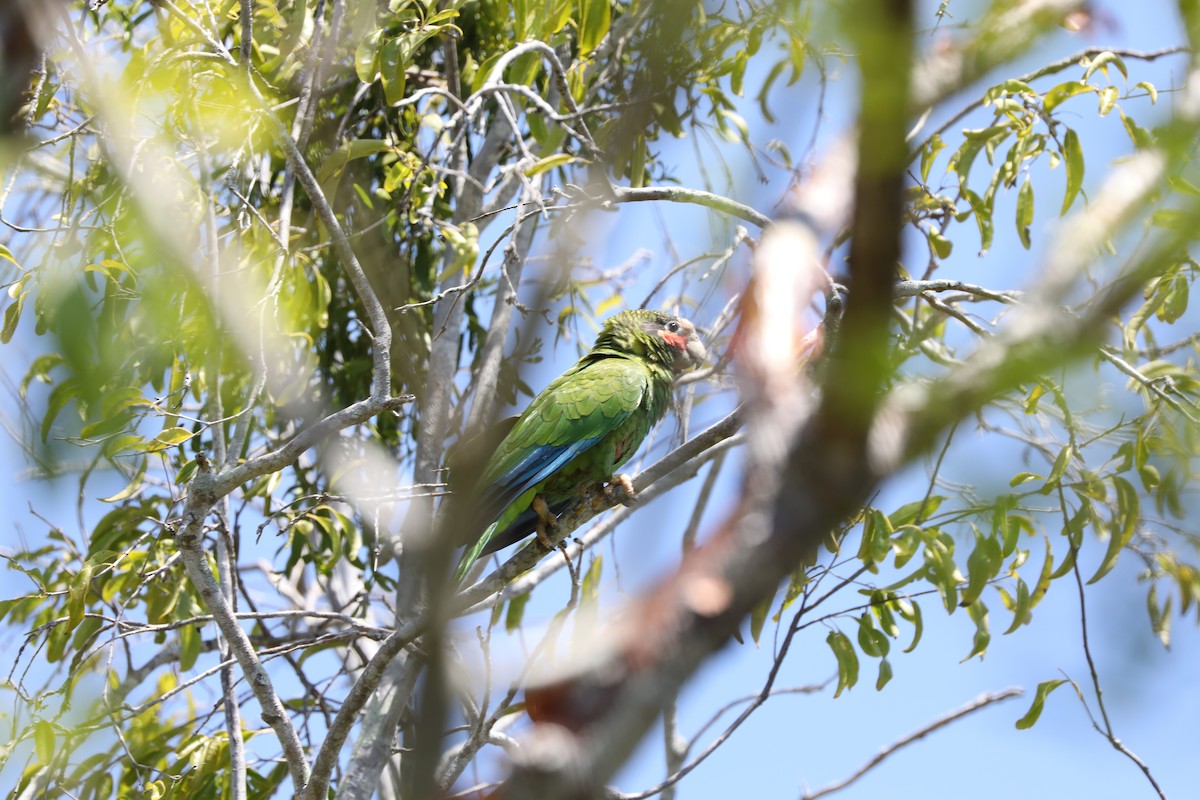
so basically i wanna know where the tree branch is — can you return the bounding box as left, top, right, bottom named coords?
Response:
left=800, top=689, right=1025, bottom=800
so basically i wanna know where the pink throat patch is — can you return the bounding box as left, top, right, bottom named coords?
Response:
left=659, top=331, right=687, bottom=350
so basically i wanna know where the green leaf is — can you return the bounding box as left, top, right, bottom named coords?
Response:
left=1147, top=583, right=1171, bottom=648
left=962, top=600, right=990, bottom=661
left=1, top=290, right=25, bottom=343
left=749, top=591, right=773, bottom=645
left=921, top=134, right=945, bottom=183
left=179, top=623, right=201, bottom=671
left=1084, top=51, right=1128, bottom=81
left=380, top=38, right=408, bottom=105
left=876, top=657, right=894, bottom=691
left=1120, top=111, right=1154, bottom=148
left=67, top=564, right=93, bottom=630
left=962, top=531, right=1001, bottom=606
left=1015, top=679, right=1066, bottom=729
left=1001, top=577, right=1032, bottom=634
left=1089, top=476, right=1138, bottom=584
left=34, top=720, right=55, bottom=765
left=175, top=459, right=199, bottom=485
left=354, top=30, right=383, bottom=82
left=856, top=612, right=890, bottom=658
left=316, top=139, right=392, bottom=184
left=889, top=496, right=943, bottom=527
left=147, top=426, right=194, bottom=451
left=1038, top=444, right=1073, bottom=494
left=963, top=188, right=994, bottom=253
left=41, top=378, right=79, bottom=443
left=900, top=599, right=923, bottom=653
left=1043, top=81, right=1093, bottom=112
left=1060, top=128, right=1084, bottom=215
left=525, top=153, right=578, bottom=177
left=505, top=593, right=530, bottom=633
left=1097, top=85, right=1119, bottom=116
left=827, top=630, right=859, bottom=698
left=100, top=457, right=148, bottom=503
left=858, top=508, right=893, bottom=567
left=576, top=0, right=611, bottom=57
left=1016, top=175, right=1034, bottom=249
left=927, top=225, right=953, bottom=259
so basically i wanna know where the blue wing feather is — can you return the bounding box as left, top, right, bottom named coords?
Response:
left=478, top=436, right=602, bottom=521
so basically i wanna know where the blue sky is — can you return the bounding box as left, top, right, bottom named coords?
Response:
left=1, top=1, right=1197, bottom=797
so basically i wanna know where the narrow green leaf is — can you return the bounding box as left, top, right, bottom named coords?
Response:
left=889, top=496, right=943, bottom=527
left=1015, top=679, right=1066, bottom=729
left=876, top=657, right=894, bottom=691
left=354, top=31, right=383, bottom=83
left=900, top=600, right=923, bottom=653
left=1089, top=476, right=1138, bottom=584
left=1, top=291, right=24, bottom=343
left=316, top=139, right=392, bottom=184
left=380, top=38, right=407, bottom=105
left=1097, top=85, right=1119, bottom=116
left=827, top=630, right=859, bottom=697
left=1147, top=583, right=1171, bottom=648
left=147, top=426, right=194, bottom=451
left=100, top=457, right=148, bottom=503
left=962, top=600, right=990, bottom=661
left=1060, top=128, right=1084, bottom=214
left=34, top=720, right=55, bottom=765
left=1084, top=51, right=1127, bottom=80
left=505, top=593, right=530, bottom=633
left=962, top=532, right=1001, bottom=606
left=856, top=613, right=889, bottom=658
left=1002, top=577, right=1032, bottom=634
left=1016, top=176, right=1034, bottom=249
left=1038, top=444, right=1073, bottom=494
left=67, top=564, right=92, bottom=630
left=525, top=153, right=578, bottom=177
left=1043, top=81, right=1092, bottom=112
left=179, top=623, right=201, bottom=671
left=577, top=0, right=610, bottom=56
left=41, top=378, right=78, bottom=443
left=749, top=591, right=773, bottom=645
left=963, top=188, right=994, bottom=253
left=1029, top=536, right=1055, bottom=608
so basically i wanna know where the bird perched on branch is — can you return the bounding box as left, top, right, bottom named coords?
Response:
left=454, top=309, right=706, bottom=580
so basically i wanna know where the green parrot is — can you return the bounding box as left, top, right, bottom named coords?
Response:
left=455, top=309, right=706, bottom=580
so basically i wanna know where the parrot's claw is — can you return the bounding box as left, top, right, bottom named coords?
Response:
left=605, top=473, right=638, bottom=507
left=532, top=495, right=559, bottom=549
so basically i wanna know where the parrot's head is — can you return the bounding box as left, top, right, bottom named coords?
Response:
left=599, top=309, right=707, bottom=373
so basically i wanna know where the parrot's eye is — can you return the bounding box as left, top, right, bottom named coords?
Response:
left=666, top=320, right=680, bottom=333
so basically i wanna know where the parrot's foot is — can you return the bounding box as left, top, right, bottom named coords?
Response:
left=532, top=495, right=559, bottom=549
left=604, top=473, right=638, bottom=507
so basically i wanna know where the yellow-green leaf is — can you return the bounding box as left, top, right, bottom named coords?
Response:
left=34, top=721, right=55, bottom=765
left=1043, top=81, right=1092, bottom=112
left=1060, top=128, right=1084, bottom=215
left=1015, top=679, right=1066, bottom=729
left=577, top=0, right=610, bottom=57
left=524, top=153, right=577, bottom=177
left=1016, top=176, right=1034, bottom=249
left=100, top=457, right=148, bottom=503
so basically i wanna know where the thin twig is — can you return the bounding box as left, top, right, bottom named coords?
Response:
left=800, top=689, right=1024, bottom=800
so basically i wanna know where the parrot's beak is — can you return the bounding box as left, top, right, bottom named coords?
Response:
left=673, top=335, right=706, bottom=372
